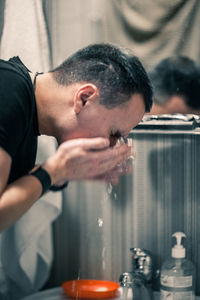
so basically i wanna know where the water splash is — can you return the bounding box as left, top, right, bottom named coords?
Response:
left=102, top=247, right=106, bottom=270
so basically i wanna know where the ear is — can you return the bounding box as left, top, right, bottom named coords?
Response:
left=73, top=83, right=99, bottom=114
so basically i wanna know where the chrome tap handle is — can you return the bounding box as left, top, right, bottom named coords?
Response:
left=130, top=248, right=153, bottom=282
left=119, top=272, right=134, bottom=288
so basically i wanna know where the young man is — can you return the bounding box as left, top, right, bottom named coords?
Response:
left=149, top=56, right=200, bottom=114
left=0, top=43, right=152, bottom=231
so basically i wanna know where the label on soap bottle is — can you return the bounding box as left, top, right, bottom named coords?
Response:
left=161, top=275, right=192, bottom=288
left=161, top=289, right=194, bottom=300
left=160, top=275, right=194, bottom=300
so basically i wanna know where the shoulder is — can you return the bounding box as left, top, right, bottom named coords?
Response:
left=0, top=58, right=36, bottom=158
left=0, top=57, right=34, bottom=111
left=0, top=57, right=33, bottom=92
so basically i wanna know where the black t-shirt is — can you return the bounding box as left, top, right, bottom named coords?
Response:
left=0, top=57, right=39, bottom=183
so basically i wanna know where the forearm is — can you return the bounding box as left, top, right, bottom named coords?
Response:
left=0, top=137, right=131, bottom=232
left=0, top=174, right=43, bottom=232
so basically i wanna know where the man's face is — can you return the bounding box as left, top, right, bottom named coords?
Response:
left=64, top=93, right=145, bottom=146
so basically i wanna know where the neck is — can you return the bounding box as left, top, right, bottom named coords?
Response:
left=30, top=72, right=59, bottom=137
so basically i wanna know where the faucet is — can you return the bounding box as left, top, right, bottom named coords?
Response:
left=119, top=248, right=153, bottom=300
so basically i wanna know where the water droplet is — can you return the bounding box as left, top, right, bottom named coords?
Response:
left=128, top=155, right=135, bottom=161
left=107, top=183, right=113, bottom=194
left=113, top=192, right=117, bottom=200
left=98, top=217, right=103, bottom=227
left=104, top=193, right=109, bottom=202
left=77, top=269, right=81, bottom=280
left=102, top=260, right=106, bottom=271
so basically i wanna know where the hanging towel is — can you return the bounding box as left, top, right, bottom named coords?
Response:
left=0, top=1, right=62, bottom=299
left=0, top=0, right=50, bottom=72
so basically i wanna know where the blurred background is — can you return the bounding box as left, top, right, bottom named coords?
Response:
left=43, top=0, right=200, bottom=70
left=1, top=0, right=200, bottom=298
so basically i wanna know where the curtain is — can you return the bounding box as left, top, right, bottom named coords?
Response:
left=104, top=0, right=200, bottom=69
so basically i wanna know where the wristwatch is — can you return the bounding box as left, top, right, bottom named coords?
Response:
left=30, top=166, right=68, bottom=195
left=30, top=166, right=51, bottom=196
left=50, top=182, right=68, bottom=191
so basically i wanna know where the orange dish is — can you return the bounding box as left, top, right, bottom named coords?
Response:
left=62, top=279, right=120, bottom=299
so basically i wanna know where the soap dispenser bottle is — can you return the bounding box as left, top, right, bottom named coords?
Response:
left=160, top=232, right=195, bottom=300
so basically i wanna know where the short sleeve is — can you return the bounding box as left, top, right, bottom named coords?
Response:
left=0, top=69, right=31, bottom=158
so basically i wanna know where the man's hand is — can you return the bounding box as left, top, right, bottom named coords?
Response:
left=42, top=137, right=132, bottom=185
left=90, top=157, right=134, bottom=185
left=0, top=137, right=132, bottom=232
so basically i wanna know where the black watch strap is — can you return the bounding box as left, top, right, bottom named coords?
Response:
left=50, top=181, right=69, bottom=191
left=30, top=166, right=52, bottom=196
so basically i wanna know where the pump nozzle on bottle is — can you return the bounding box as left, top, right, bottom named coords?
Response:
left=172, top=232, right=186, bottom=258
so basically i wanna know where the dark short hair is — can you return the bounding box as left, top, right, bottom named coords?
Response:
left=149, top=56, right=200, bottom=109
left=50, top=43, right=152, bottom=112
